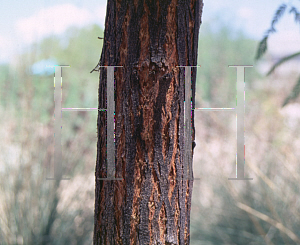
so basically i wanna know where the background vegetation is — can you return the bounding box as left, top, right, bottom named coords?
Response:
left=0, top=15, right=299, bottom=245
left=191, top=15, right=300, bottom=245
left=0, top=24, right=103, bottom=245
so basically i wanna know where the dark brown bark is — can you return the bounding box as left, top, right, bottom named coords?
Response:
left=94, top=0, right=203, bottom=244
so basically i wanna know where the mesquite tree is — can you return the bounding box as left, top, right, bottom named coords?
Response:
left=93, top=0, right=203, bottom=244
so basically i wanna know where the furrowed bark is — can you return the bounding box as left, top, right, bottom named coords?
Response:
left=94, top=0, right=203, bottom=244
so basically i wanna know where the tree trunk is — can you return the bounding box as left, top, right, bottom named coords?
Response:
left=94, top=0, right=203, bottom=244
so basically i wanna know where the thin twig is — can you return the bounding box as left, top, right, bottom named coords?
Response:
left=236, top=202, right=300, bottom=243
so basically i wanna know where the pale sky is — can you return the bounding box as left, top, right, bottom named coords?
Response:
left=1, top=0, right=300, bottom=63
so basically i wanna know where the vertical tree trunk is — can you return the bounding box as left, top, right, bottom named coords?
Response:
left=94, top=0, right=203, bottom=244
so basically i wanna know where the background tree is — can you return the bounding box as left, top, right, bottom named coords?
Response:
left=93, top=0, right=203, bottom=244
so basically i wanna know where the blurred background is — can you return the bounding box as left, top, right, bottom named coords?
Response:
left=0, top=0, right=300, bottom=244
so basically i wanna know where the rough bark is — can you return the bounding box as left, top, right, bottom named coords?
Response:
left=94, top=0, right=203, bottom=244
